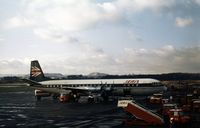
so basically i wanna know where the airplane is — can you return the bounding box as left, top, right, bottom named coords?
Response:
left=23, top=60, right=167, bottom=103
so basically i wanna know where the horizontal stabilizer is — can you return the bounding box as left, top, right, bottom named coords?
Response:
left=22, top=79, right=42, bottom=86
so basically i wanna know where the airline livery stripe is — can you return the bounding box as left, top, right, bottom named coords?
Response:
left=31, top=66, right=41, bottom=77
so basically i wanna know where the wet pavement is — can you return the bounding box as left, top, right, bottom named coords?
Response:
left=0, top=88, right=124, bottom=128
left=1, top=86, right=199, bottom=128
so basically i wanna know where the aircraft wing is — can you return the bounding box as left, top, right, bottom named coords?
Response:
left=62, top=86, right=101, bottom=94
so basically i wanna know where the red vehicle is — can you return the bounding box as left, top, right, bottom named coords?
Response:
left=193, top=100, right=200, bottom=112
left=59, top=93, right=70, bottom=102
left=162, top=103, right=177, bottom=116
left=169, top=109, right=190, bottom=125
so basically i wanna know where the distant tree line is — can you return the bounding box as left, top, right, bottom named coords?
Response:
left=100, top=73, right=200, bottom=81
left=0, top=73, right=200, bottom=83
left=0, top=76, right=22, bottom=84
left=67, top=73, right=200, bottom=81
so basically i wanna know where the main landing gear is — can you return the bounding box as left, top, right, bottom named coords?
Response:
left=88, top=96, right=95, bottom=103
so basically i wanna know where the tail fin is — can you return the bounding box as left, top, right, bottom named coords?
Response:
left=30, top=60, right=45, bottom=81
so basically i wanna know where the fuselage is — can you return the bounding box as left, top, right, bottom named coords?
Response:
left=35, top=78, right=166, bottom=96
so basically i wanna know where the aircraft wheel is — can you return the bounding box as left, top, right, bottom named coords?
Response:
left=88, top=97, right=94, bottom=103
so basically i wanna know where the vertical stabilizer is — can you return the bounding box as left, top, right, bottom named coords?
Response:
left=30, top=60, right=45, bottom=81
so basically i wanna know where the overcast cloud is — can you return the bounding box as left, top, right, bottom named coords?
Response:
left=0, top=0, right=200, bottom=75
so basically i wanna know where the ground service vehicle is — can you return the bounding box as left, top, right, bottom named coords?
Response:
left=162, top=103, right=177, bottom=116
left=193, top=100, right=200, bottom=112
left=149, top=93, right=163, bottom=104
left=169, top=109, right=190, bottom=126
left=122, top=101, right=164, bottom=126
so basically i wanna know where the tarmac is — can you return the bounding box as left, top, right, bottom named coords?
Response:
left=1, top=84, right=199, bottom=128
left=0, top=87, right=125, bottom=128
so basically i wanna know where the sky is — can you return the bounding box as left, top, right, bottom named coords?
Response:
left=0, top=0, right=200, bottom=75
